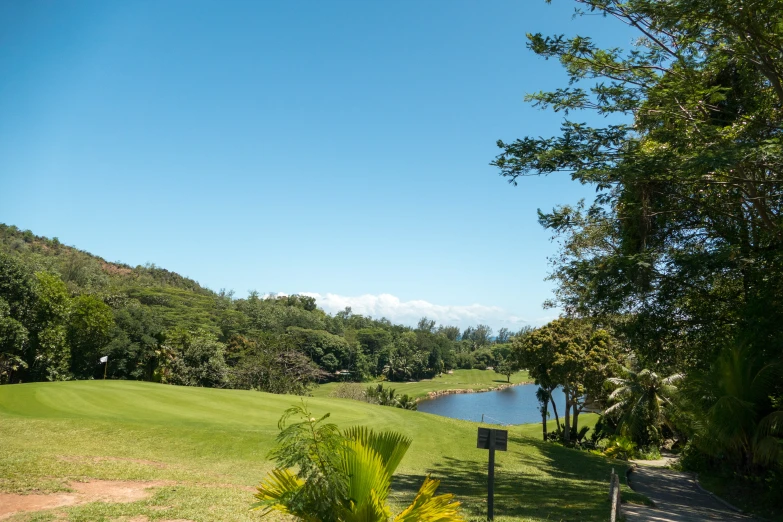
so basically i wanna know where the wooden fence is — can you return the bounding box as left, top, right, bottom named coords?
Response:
left=609, top=468, right=622, bottom=522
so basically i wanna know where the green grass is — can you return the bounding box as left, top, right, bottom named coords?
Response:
left=313, top=369, right=532, bottom=399
left=0, top=380, right=637, bottom=521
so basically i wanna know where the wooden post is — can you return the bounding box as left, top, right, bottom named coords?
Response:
left=609, top=468, right=621, bottom=522
left=488, top=430, right=495, bottom=520
left=477, top=427, right=507, bottom=522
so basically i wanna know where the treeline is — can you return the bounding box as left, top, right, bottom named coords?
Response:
left=0, top=224, right=525, bottom=393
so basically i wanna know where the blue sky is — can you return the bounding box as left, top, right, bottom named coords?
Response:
left=0, top=1, right=634, bottom=330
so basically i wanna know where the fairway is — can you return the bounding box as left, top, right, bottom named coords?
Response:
left=312, top=369, right=532, bottom=399
left=1, top=381, right=631, bottom=521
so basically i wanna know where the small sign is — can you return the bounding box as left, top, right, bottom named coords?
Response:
left=477, top=427, right=508, bottom=520
left=477, top=428, right=508, bottom=451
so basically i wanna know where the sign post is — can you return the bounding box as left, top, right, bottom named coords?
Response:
left=477, top=427, right=508, bottom=520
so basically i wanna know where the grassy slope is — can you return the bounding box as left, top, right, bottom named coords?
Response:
left=1, top=381, right=632, bottom=522
left=313, top=369, right=533, bottom=399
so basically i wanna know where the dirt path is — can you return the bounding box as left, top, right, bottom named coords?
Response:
left=624, top=462, right=755, bottom=522
left=0, top=480, right=171, bottom=520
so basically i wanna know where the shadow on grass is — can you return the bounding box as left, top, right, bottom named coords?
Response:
left=392, top=436, right=621, bottom=521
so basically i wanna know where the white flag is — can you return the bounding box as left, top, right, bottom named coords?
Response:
left=99, top=356, right=108, bottom=363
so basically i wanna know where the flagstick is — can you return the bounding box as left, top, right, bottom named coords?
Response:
left=104, top=360, right=107, bottom=380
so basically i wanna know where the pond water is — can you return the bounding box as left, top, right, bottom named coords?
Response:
left=417, top=384, right=566, bottom=425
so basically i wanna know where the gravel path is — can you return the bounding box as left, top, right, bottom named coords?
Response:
left=624, top=464, right=756, bottom=522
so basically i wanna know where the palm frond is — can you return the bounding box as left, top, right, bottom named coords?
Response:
left=344, top=426, right=412, bottom=477
left=662, top=373, right=684, bottom=385
left=394, top=476, right=465, bottom=522
left=251, top=467, right=305, bottom=516
left=339, top=438, right=393, bottom=521
left=752, top=436, right=782, bottom=467
left=757, top=411, right=783, bottom=438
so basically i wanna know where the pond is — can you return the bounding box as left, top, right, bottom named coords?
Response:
left=417, top=384, right=566, bottom=425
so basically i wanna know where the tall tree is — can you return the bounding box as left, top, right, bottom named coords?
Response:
left=68, top=295, right=114, bottom=378
left=29, top=272, right=71, bottom=381
left=512, top=318, right=616, bottom=442
left=493, top=0, right=783, bottom=374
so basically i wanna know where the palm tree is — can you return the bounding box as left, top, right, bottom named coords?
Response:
left=604, top=357, right=683, bottom=447
left=684, top=345, right=783, bottom=473
left=366, top=384, right=398, bottom=406
left=535, top=387, right=550, bottom=441
left=252, top=406, right=464, bottom=521
left=394, top=394, right=417, bottom=411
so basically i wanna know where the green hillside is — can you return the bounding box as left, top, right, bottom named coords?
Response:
left=0, top=381, right=628, bottom=521
left=1, top=223, right=528, bottom=395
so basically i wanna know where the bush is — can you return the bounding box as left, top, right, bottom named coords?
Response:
left=252, top=405, right=464, bottom=520
left=329, top=382, right=368, bottom=402
left=454, top=351, right=474, bottom=369
left=603, top=435, right=638, bottom=460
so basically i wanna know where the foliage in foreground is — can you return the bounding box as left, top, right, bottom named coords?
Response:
left=252, top=404, right=464, bottom=521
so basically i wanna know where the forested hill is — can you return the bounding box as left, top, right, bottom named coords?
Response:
left=0, top=223, right=524, bottom=391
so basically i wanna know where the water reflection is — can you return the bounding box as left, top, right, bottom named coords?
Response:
left=417, top=384, right=566, bottom=425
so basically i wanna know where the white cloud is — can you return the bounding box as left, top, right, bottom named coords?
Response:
left=296, top=292, right=556, bottom=330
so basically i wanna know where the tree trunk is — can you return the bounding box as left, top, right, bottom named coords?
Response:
left=563, top=388, right=572, bottom=443
left=549, top=390, right=561, bottom=433
left=572, top=403, right=580, bottom=441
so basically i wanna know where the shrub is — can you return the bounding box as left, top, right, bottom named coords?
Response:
left=252, top=404, right=464, bottom=521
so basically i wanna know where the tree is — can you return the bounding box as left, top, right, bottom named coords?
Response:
left=29, top=272, right=71, bottom=381
left=0, top=297, right=28, bottom=384
left=416, top=316, right=436, bottom=333
left=163, top=330, right=229, bottom=388
left=357, top=328, right=392, bottom=375
left=228, top=335, right=326, bottom=395
left=68, top=295, right=114, bottom=378
left=494, top=356, right=515, bottom=383
left=287, top=327, right=354, bottom=376
left=104, top=305, right=164, bottom=381
left=604, top=356, right=683, bottom=447
left=395, top=394, right=418, bottom=411
left=496, top=327, right=510, bottom=344
left=472, top=347, right=494, bottom=370
left=437, top=325, right=461, bottom=341
left=536, top=387, right=551, bottom=441
left=252, top=405, right=465, bottom=521
left=683, top=344, right=783, bottom=473
left=512, top=318, right=616, bottom=443
left=494, top=0, right=783, bottom=370
left=472, top=324, right=493, bottom=347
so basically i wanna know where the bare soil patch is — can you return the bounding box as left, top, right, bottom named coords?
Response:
left=101, top=262, right=133, bottom=276
left=0, top=480, right=170, bottom=520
